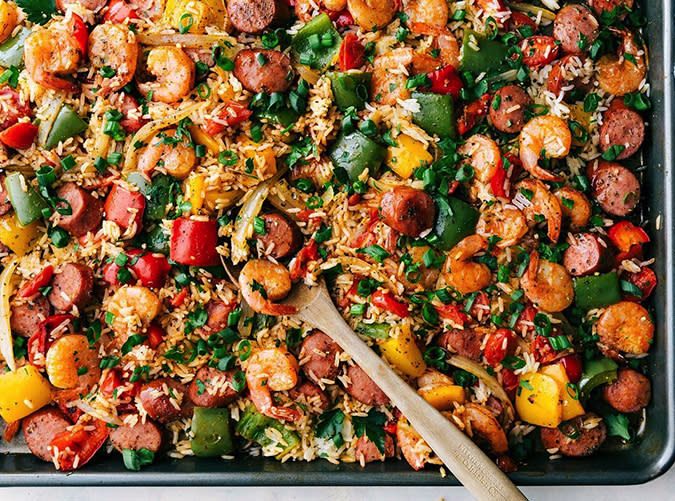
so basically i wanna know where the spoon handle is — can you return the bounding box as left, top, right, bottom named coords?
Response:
left=296, top=289, right=528, bottom=501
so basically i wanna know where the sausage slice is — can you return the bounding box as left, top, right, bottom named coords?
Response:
left=602, top=368, right=651, bottom=413
left=380, top=186, right=435, bottom=237
left=299, top=330, right=342, bottom=383
left=563, top=233, right=611, bottom=277
left=591, top=163, right=640, bottom=216
left=489, top=85, right=532, bottom=134
left=227, top=0, right=290, bottom=34
left=553, top=4, right=599, bottom=55
left=355, top=434, right=395, bottom=464
left=254, top=213, right=303, bottom=260
left=289, top=381, right=331, bottom=412
left=139, top=378, right=189, bottom=423
left=588, top=0, right=633, bottom=15
left=437, top=328, right=484, bottom=361
left=599, top=107, right=645, bottom=160
left=233, top=49, right=293, bottom=94
left=540, top=413, right=607, bottom=457
left=110, top=414, right=164, bottom=453
left=10, top=295, right=50, bottom=337
left=22, top=407, right=71, bottom=462
left=344, top=364, right=389, bottom=406
left=56, top=183, right=104, bottom=237
left=47, top=263, right=94, bottom=312
left=187, top=367, right=242, bottom=408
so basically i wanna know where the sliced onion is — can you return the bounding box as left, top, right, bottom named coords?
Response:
left=489, top=69, right=519, bottom=83
left=238, top=299, right=253, bottom=339
left=73, top=399, right=123, bottom=426
left=123, top=101, right=206, bottom=174
left=267, top=179, right=306, bottom=220
left=294, top=64, right=320, bottom=85
left=447, top=354, right=515, bottom=415
left=137, top=33, right=237, bottom=50
left=0, top=259, right=17, bottom=371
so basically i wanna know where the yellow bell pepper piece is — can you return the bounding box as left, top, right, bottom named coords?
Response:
left=418, top=384, right=465, bottom=410
left=167, top=0, right=225, bottom=33
left=0, top=214, right=41, bottom=256
left=386, top=134, right=433, bottom=179
left=540, top=363, right=585, bottom=421
left=203, top=189, right=243, bottom=212
left=568, top=103, right=593, bottom=147
left=186, top=174, right=206, bottom=214
left=189, top=125, right=220, bottom=155
left=515, top=372, right=563, bottom=428
left=238, top=135, right=277, bottom=180
left=0, top=365, right=52, bottom=422
left=379, top=327, right=426, bottom=378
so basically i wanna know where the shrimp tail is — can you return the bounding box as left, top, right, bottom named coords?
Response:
left=519, top=146, right=564, bottom=182
left=268, top=406, right=301, bottom=422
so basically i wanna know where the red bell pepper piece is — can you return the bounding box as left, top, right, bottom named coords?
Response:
left=105, top=0, right=139, bottom=23
left=531, top=334, right=557, bottom=364
left=203, top=102, right=252, bottom=135
left=146, top=322, right=165, bottom=349
left=607, top=220, right=650, bottom=262
left=118, top=93, right=147, bottom=133
left=483, top=328, right=516, bottom=366
left=28, top=314, right=75, bottom=368
left=423, top=65, right=462, bottom=99
left=466, top=291, right=490, bottom=320
left=18, top=266, right=54, bottom=298
left=339, top=33, right=364, bottom=71
left=49, top=418, right=109, bottom=471
left=100, top=369, right=122, bottom=397
left=289, top=239, right=319, bottom=280
left=500, top=368, right=519, bottom=399
left=457, top=93, right=491, bottom=136
left=71, top=14, right=88, bottom=56
left=104, top=184, right=146, bottom=234
left=559, top=354, right=582, bottom=383
left=514, top=303, right=537, bottom=334
left=623, top=266, right=657, bottom=302
left=371, top=290, right=409, bottom=318
left=170, top=217, right=220, bottom=267
left=170, top=287, right=189, bottom=308
left=508, top=11, right=538, bottom=32
left=2, top=420, right=20, bottom=442
left=333, top=9, right=354, bottom=27
left=103, top=248, right=171, bottom=288
left=434, top=304, right=471, bottom=327
left=0, top=122, right=38, bottom=150
left=0, top=88, right=31, bottom=130
left=518, top=35, right=560, bottom=68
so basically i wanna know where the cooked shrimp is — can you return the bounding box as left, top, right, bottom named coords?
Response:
left=515, top=178, right=563, bottom=243
left=0, top=0, right=18, bottom=44
left=396, top=416, right=432, bottom=470
left=390, top=245, right=440, bottom=291
left=24, top=28, right=81, bottom=92
left=596, top=301, right=654, bottom=358
left=596, top=29, right=647, bottom=97
left=238, top=259, right=297, bottom=316
left=403, top=0, right=448, bottom=27
left=347, top=0, right=397, bottom=31
left=443, top=235, right=492, bottom=295
left=554, top=186, right=592, bottom=231
left=409, top=22, right=460, bottom=69
left=323, top=0, right=347, bottom=11
left=417, top=368, right=455, bottom=388
left=45, top=334, right=101, bottom=389
left=518, top=116, right=572, bottom=182
left=371, top=48, right=414, bottom=106
left=137, top=128, right=197, bottom=179
left=462, top=402, right=508, bottom=456
left=137, top=46, right=195, bottom=103
left=471, top=0, right=512, bottom=28
left=458, top=134, right=502, bottom=184
left=107, top=285, right=161, bottom=339
left=520, top=250, right=574, bottom=313
left=476, top=202, right=528, bottom=248
left=246, top=347, right=301, bottom=422
left=88, top=23, right=138, bottom=96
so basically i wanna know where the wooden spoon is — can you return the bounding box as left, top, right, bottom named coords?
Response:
left=283, top=280, right=528, bottom=501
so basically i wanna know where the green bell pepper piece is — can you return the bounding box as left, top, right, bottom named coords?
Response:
left=144, top=225, right=170, bottom=255
left=4, top=173, right=49, bottom=226
left=235, top=406, right=300, bottom=456
left=291, top=13, right=341, bottom=72
left=126, top=172, right=150, bottom=193
left=459, top=29, right=509, bottom=74
left=257, top=108, right=299, bottom=127
left=43, top=104, right=88, bottom=150
left=329, top=130, right=387, bottom=181
left=327, top=72, right=372, bottom=110
left=190, top=407, right=234, bottom=457
left=578, top=357, right=618, bottom=402
left=433, top=196, right=479, bottom=251
left=355, top=321, right=389, bottom=339
left=129, top=173, right=174, bottom=221
left=0, top=27, right=30, bottom=68
left=573, top=272, right=622, bottom=311
left=410, top=91, right=457, bottom=138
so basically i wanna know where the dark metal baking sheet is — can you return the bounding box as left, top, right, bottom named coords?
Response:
left=1, top=0, right=672, bottom=486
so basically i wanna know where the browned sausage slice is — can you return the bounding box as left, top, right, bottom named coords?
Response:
left=110, top=414, right=164, bottom=453
left=380, top=186, right=435, bottom=238
left=553, top=4, right=599, bottom=54
left=599, top=107, right=645, bottom=160
left=22, top=407, right=71, bottom=462
left=602, top=368, right=651, bottom=413
left=563, top=233, right=611, bottom=277
left=489, top=85, right=532, bottom=134
left=289, top=381, right=330, bottom=412
left=588, top=0, right=633, bottom=15
left=202, top=300, right=235, bottom=333
left=437, top=328, right=483, bottom=361
left=344, top=364, right=389, bottom=406
left=540, top=413, right=607, bottom=457
left=591, top=163, right=640, bottom=216
left=233, top=49, right=293, bottom=94
left=299, top=330, right=342, bottom=383
left=0, top=175, right=11, bottom=216
left=10, top=295, right=50, bottom=337
left=254, top=213, right=303, bottom=260
left=227, top=0, right=290, bottom=34
left=187, top=367, right=242, bottom=408
left=354, top=434, right=395, bottom=464
left=48, top=263, right=94, bottom=312
left=56, top=183, right=104, bottom=237
left=139, top=378, right=188, bottom=423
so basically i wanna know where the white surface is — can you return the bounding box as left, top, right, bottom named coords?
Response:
left=3, top=464, right=675, bottom=501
